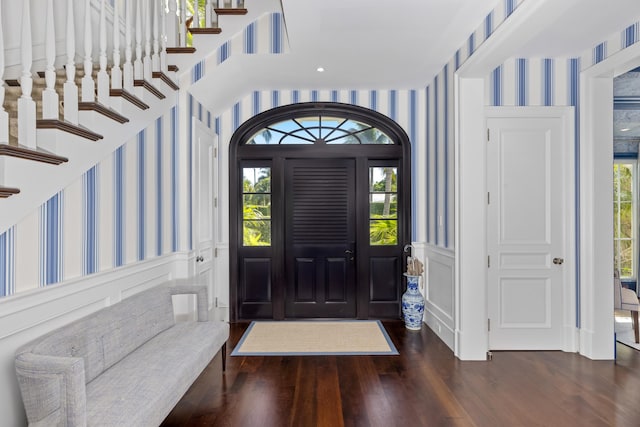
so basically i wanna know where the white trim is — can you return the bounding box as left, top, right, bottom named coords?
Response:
left=574, top=43, right=640, bottom=359
left=454, top=75, right=488, bottom=360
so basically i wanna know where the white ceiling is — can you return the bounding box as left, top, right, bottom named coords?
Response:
left=195, top=0, right=640, bottom=114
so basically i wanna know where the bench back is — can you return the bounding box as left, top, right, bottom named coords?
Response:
left=16, top=285, right=175, bottom=383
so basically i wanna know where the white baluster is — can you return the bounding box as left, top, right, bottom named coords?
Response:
left=144, top=0, right=152, bottom=81
left=232, top=0, right=238, bottom=9
left=0, top=3, right=8, bottom=143
left=134, top=0, right=144, bottom=79
left=193, top=0, right=199, bottom=28
left=217, top=0, right=223, bottom=8
left=112, top=0, right=123, bottom=90
left=42, top=0, right=59, bottom=119
left=206, top=0, right=217, bottom=28
left=64, top=0, right=79, bottom=124
left=152, top=0, right=160, bottom=72
left=161, top=0, right=168, bottom=71
left=97, top=0, right=110, bottom=105
left=82, top=0, right=95, bottom=102
left=179, top=0, right=187, bottom=47
left=123, top=0, right=134, bottom=91
left=18, top=0, right=36, bottom=149
left=166, top=0, right=178, bottom=47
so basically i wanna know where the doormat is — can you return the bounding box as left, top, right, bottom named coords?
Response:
left=231, top=320, right=399, bottom=356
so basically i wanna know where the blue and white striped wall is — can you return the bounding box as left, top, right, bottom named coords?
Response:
left=487, top=58, right=581, bottom=107
left=0, top=108, right=188, bottom=297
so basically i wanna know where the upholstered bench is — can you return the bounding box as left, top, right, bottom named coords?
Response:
left=14, top=284, right=228, bottom=427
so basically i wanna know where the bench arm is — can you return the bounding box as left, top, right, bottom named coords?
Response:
left=15, top=352, right=86, bottom=427
left=169, top=285, right=209, bottom=321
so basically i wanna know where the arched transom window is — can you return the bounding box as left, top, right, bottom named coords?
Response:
left=245, top=115, right=395, bottom=145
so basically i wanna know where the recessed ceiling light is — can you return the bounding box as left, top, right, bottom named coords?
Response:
left=316, top=67, right=325, bottom=72
left=621, top=127, right=631, bottom=132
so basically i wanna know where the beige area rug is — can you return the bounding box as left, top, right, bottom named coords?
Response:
left=231, top=320, right=399, bottom=356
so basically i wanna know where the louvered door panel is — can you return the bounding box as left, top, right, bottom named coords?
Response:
left=285, top=159, right=357, bottom=318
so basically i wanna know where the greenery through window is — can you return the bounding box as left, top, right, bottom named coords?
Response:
left=614, top=161, right=637, bottom=279
left=246, top=116, right=394, bottom=145
left=243, top=167, right=271, bottom=246
left=370, top=167, right=397, bottom=245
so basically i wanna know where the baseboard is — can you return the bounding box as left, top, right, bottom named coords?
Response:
left=424, top=311, right=455, bottom=350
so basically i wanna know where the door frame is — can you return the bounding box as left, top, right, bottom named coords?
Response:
left=485, top=107, right=576, bottom=351
left=193, top=119, right=217, bottom=303
left=229, top=102, right=412, bottom=321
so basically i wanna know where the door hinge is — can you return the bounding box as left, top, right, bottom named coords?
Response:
left=214, top=147, right=217, bottom=158
left=487, top=192, right=490, bottom=205
left=214, top=197, right=217, bottom=208
left=487, top=128, right=490, bottom=141
left=487, top=255, right=490, bottom=268
left=488, top=318, right=491, bottom=331
left=214, top=248, right=218, bottom=257
left=487, top=350, right=493, bottom=361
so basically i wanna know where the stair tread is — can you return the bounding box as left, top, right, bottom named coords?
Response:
left=214, top=8, right=248, bottom=15
left=0, top=186, right=21, bottom=198
left=78, top=102, right=129, bottom=123
left=0, top=143, right=68, bottom=165
left=134, top=79, right=166, bottom=99
left=36, top=119, right=103, bottom=141
left=152, top=72, right=180, bottom=91
left=189, top=27, right=222, bottom=35
left=110, top=89, right=150, bottom=110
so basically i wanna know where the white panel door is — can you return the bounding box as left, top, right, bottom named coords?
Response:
left=193, top=118, right=217, bottom=309
left=487, top=115, right=568, bottom=350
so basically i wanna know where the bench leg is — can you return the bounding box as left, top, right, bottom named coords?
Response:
left=222, top=342, right=227, bottom=372
left=632, top=311, right=639, bottom=344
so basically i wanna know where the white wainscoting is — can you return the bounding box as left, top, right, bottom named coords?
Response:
left=0, top=252, right=193, bottom=427
left=413, top=242, right=455, bottom=350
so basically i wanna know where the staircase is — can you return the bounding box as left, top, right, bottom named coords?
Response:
left=0, top=0, right=249, bottom=233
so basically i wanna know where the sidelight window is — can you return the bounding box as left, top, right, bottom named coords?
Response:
left=613, top=161, right=637, bottom=279
left=369, top=167, right=398, bottom=245
left=242, top=167, right=271, bottom=246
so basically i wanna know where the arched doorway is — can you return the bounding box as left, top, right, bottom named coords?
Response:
left=229, top=102, right=411, bottom=320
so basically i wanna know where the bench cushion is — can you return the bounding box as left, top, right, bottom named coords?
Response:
left=19, top=286, right=176, bottom=384
left=85, top=320, right=229, bottom=427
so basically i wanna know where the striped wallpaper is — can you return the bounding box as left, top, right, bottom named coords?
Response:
left=2, top=2, right=640, bottom=298
left=0, top=106, right=190, bottom=296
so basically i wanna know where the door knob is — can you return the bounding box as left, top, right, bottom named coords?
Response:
left=196, top=255, right=204, bottom=262
left=553, top=257, right=564, bottom=265
left=345, top=249, right=354, bottom=261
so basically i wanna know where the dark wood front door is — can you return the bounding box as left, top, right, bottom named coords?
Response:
left=285, top=159, right=357, bottom=318
left=230, top=102, right=412, bottom=321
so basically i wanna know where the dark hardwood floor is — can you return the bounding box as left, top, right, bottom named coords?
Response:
left=161, top=321, right=640, bottom=427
